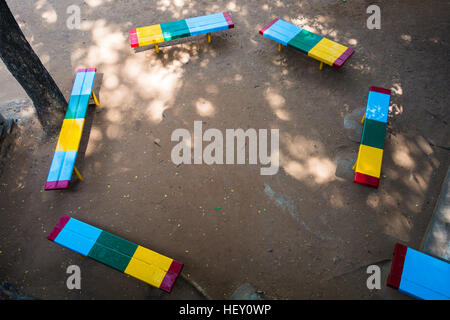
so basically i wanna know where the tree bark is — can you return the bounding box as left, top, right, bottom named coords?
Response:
left=0, top=0, right=67, bottom=135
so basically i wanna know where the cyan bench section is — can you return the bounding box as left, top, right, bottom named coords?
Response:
left=45, top=68, right=99, bottom=190
left=129, top=12, right=234, bottom=52
left=259, top=18, right=354, bottom=70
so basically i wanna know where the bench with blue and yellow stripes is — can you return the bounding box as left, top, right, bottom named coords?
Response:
left=129, top=12, right=234, bottom=53
left=259, top=18, right=354, bottom=70
left=45, top=68, right=99, bottom=190
left=353, top=86, right=391, bottom=188
left=48, top=215, right=183, bottom=292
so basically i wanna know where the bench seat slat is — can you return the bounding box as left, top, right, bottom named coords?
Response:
left=88, top=242, right=135, bottom=272
left=262, top=19, right=302, bottom=46
left=354, top=144, right=383, bottom=178
left=129, top=29, right=139, bottom=47
left=307, top=38, right=349, bottom=66
left=55, top=118, right=85, bottom=152
left=333, top=48, right=355, bottom=68
left=185, top=13, right=230, bottom=36
left=136, top=24, right=165, bottom=46
left=354, top=172, right=380, bottom=188
left=46, top=151, right=77, bottom=182
left=70, top=72, right=86, bottom=96
left=131, top=245, right=174, bottom=272
left=53, top=218, right=102, bottom=256
left=124, top=254, right=182, bottom=290
left=94, top=231, right=138, bottom=258
left=365, top=90, right=390, bottom=123
left=80, top=71, right=96, bottom=95
left=360, top=118, right=387, bottom=150
left=160, top=19, right=191, bottom=41
left=401, top=248, right=450, bottom=298
left=65, top=95, right=90, bottom=119
left=48, top=216, right=184, bottom=292
left=288, top=29, right=323, bottom=54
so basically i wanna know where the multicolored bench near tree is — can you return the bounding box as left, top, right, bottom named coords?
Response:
left=129, top=12, right=234, bottom=53
left=387, top=243, right=450, bottom=300
left=259, top=18, right=354, bottom=70
left=45, top=68, right=99, bottom=190
left=353, top=86, right=391, bottom=188
left=48, top=215, right=183, bottom=292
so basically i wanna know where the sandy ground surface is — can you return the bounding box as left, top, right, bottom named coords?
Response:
left=0, top=0, right=449, bottom=300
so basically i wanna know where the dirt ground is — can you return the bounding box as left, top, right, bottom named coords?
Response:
left=0, top=0, right=449, bottom=300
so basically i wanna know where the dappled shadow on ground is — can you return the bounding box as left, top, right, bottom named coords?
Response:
left=0, top=0, right=448, bottom=299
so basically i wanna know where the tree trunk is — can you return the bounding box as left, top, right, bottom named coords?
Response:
left=0, top=0, right=67, bottom=135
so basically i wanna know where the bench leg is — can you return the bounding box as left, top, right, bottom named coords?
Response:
left=320, top=62, right=324, bottom=71
left=155, top=43, right=160, bottom=53
left=208, top=33, right=211, bottom=43
left=278, top=43, right=282, bottom=52
left=91, top=91, right=100, bottom=107
left=73, top=166, right=84, bottom=181
left=352, top=163, right=356, bottom=171
left=361, top=113, right=365, bottom=125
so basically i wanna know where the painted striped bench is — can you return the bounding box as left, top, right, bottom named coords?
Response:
left=129, top=12, right=234, bottom=53
left=48, top=215, right=183, bottom=292
left=44, top=68, right=99, bottom=190
left=259, top=18, right=354, bottom=70
left=387, top=243, right=450, bottom=300
left=353, top=87, right=391, bottom=188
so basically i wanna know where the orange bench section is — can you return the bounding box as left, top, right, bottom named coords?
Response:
left=48, top=215, right=183, bottom=292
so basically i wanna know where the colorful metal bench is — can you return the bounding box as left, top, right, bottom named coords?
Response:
left=387, top=243, right=450, bottom=300
left=45, top=68, right=99, bottom=190
left=129, top=12, right=234, bottom=53
left=259, top=18, right=354, bottom=70
left=353, top=86, right=391, bottom=188
left=48, top=215, right=183, bottom=292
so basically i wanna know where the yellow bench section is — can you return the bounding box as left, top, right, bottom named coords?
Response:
left=124, top=245, right=175, bottom=288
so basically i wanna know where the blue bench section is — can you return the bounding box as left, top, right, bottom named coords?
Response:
left=387, top=243, right=450, bottom=300
left=45, top=68, right=99, bottom=190
left=353, top=86, right=391, bottom=188
left=262, top=19, right=302, bottom=46
left=185, top=13, right=231, bottom=36
left=365, top=89, right=391, bottom=123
